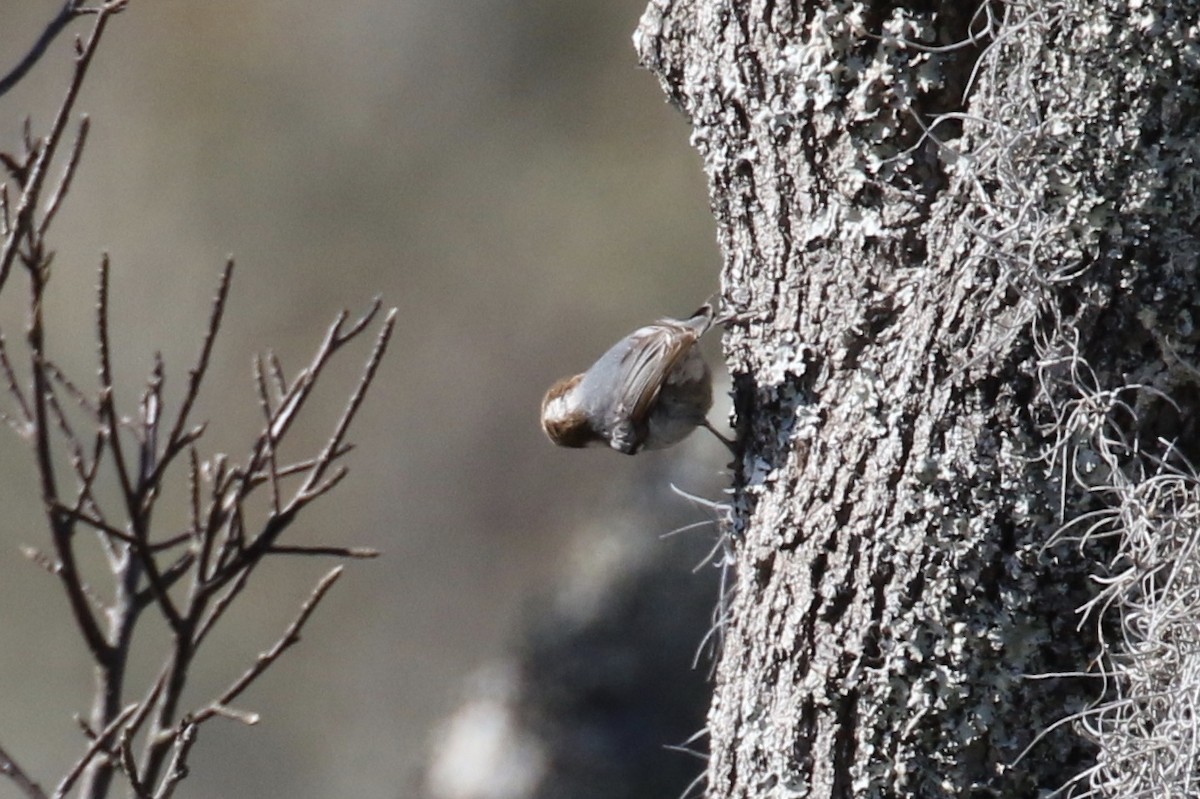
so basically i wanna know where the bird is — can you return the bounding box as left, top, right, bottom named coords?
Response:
left=541, top=304, right=734, bottom=455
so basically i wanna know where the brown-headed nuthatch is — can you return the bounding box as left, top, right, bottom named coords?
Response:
left=541, top=304, right=733, bottom=455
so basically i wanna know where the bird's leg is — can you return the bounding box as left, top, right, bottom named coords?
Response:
left=701, top=418, right=738, bottom=455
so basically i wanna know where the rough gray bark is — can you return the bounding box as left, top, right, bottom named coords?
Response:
left=636, top=1, right=1200, bottom=797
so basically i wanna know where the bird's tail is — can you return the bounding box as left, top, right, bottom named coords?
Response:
left=681, top=301, right=715, bottom=335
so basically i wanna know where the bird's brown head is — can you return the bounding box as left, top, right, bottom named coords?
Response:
left=540, top=374, right=598, bottom=448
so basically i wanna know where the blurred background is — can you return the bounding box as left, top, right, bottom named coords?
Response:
left=0, top=2, right=728, bottom=797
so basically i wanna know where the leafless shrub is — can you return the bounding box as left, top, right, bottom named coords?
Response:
left=0, top=5, right=395, bottom=798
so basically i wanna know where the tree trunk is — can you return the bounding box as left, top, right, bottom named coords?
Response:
left=637, top=1, right=1200, bottom=796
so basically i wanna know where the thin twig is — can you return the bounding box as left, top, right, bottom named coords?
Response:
left=302, top=306, right=395, bottom=494
left=206, top=303, right=391, bottom=579
left=294, top=466, right=349, bottom=506
left=267, top=544, right=380, bottom=558
left=118, top=727, right=149, bottom=798
left=202, top=705, right=258, bottom=725
left=158, top=260, right=233, bottom=472
left=194, top=567, right=344, bottom=723
left=0, top=330, right=32, bottom=424
left=38, top=115, right=90, bottom=236
left=29, top=250, right=109, bottom=662
left=193, top=563, right=252, bottom=647
left=0, top=1, right=81, bottom=98
left=265, top=301, right=382, bottom=448
left=95, top=256, right=135, bottom=508
left=150, top=722, right=196, bottom=799
left=0, top=2, right=124, bottom=292
left=1, top=183, right=11, bottom=236
left=44, top=358, right=100, bottom=420
left=111, top=666, right=169, bottom=749
left=94, top=260, right=184, bottom=631
left=50, top=502, right=188, bottom=551
left=21, top=546, right=108, bottom=611
left=43, top=375, right=86, bottom=471
left=253, top=354, right=283, bottom=515
left=188, top=445, right=201, bottom=542
left=0, top=741, right=49, bottom=799
left=244, top=446, right=354, bottom=486
left=139, top=353, right=164, bottom=486
left=52, top=704, right=138, bottom=799
left=267, top=351, right=288, bottom=396
left=129, top=552, right=194, bottom=612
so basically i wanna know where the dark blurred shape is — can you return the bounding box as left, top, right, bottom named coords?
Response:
left=424, top=518, right=722, bottom=799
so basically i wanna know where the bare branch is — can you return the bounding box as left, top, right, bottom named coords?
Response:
left=301, top=307, right=396, bottom=493
left=95, top=256, right=136, bottom=507
left=253, top=354, right=283, bottom=515
left=38, top=115, right=90, bottom=237
left=0, top=330, right=32, bottom=424
left=188, top=445, right=201, bottom=542
left=267, top=544, right=380, bottom=559
left=1, top=184, right=11, bottom=236
left=149, top=552, right=194, bottom=597
left=193, top=563, right=252, bottom=647
left=139, top=353, right=164, bottom=486
left=112, top=666, right=169, bottom=748
left=0, top=1, right=82, bottom=99
left=20, top=545, right=106, bottom=611
left=0, top=741, right=49, bottom=799
left=196, top=453, right=232, bottom=582
left=244, top=445, right=354, bottom=487
left=150, top=722, right=196, bottom=799
left=128, top=547, right=183, bottom=633
left=201, top=705, right=258, bottom=725
left=44, top=358, right=100, bottom=420
left=53, top=704, right=138, bottom=799
left=162, top=260, right=233, bottom=459
left=267, top=351, right=288, bottom=396
left=50, top=501, right=192, bottom=552
left=263, top=299, right=383, bottom=448
left=92, top=260, right=186, bottom=633
left=43, top=373, right=87, bottom=471
left=0, top=2, right=125, bottom=292
left=194, top=567, right=344, bottom=724
left=118, top=728, right=150, bottom=799
left=295, top=465, right=349, bottom=506
left=333, top=299, right=383, bottom=343
left=29, top=252, right=109, bottom=662
left=1, top=4, right=392, bottom=797
left=201, top=303, right=391, bottom=586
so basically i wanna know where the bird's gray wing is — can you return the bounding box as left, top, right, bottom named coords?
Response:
left=605, top=322, right=696, bottom=452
